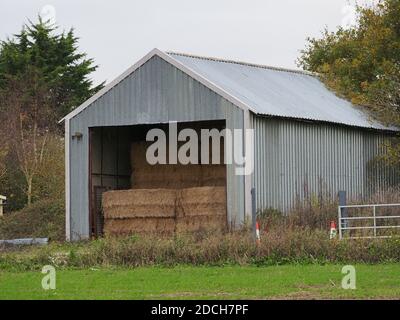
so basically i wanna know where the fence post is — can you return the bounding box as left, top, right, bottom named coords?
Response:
left=338, top=191, right=347, bottom=236
left=251, top=188, right=256, bottom=239
left=337, top=206, right=342, bottom=239
left=0, top=195, right=5, bottom=217
left=373, top=205, right=377, bottom=237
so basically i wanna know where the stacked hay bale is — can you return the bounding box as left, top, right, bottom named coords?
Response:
left=130, top=141, right=226, bottom=189
left=176, top=186, right=226, bottom=232
left=102, top=186, right=227, bottom=235
left=102, top=139, right=227, bottom=236
left=200, top=164, right=226, bottom=187
left=102, top=189, right=176, bottom=236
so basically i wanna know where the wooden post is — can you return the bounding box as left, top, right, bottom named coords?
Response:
left=0, top=195, right=6, bottom=217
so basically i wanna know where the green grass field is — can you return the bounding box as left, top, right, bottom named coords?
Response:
left=0, top=264, right=399, bottom=299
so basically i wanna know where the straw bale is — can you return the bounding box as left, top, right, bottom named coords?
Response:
left=104, top=217, right=176, bottom=235
left=102, top=189, right=176, bottom=219
left=177, top=186, right=226, bottom=217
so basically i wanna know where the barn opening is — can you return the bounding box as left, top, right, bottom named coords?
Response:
left=89, top=120, right=227, bottom=238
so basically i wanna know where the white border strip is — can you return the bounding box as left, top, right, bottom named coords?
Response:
left=65, top=119, right=71, bottom=241
left=244, top=110, right=253, bottom=220
left=60, top=48, right=256, bottom=123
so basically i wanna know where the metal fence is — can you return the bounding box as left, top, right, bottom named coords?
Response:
left=338, top=204, right=400, bottom=239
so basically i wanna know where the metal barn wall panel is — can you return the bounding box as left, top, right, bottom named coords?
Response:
left=252, top=115, right=398, bottom=212
left=69, top=56, right=245, bottom=240
left=225, top=106, right=245, bottom=226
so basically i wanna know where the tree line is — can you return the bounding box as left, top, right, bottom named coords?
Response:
left=1, top=0, right=399, bottom=213
left=0, top=17, right=103, bottom=210
left=298, top=0, right=400, bottom=163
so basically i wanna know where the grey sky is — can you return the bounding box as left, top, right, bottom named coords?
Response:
left=1, top=0, right=372, bottom=85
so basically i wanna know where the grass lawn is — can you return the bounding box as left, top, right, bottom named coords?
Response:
left=0, top=264, right=399, bottom=299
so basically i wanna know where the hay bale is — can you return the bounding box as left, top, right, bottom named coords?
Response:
left=130, top=141, right=226, bottom=189
left=104, top=217, right=176, bottom=235
left=176, top=215, right=227, bottom=233
left=177, top=186, right=226, bottom=217
left=102, top=187, right=227, bottom=235
left=132, top=163, right=205, bottom=189
left=201, top=164, right=226, bottom=186
left=102, top=189, right=176, bottom=219
left=130, top=141, right=150, bottom=168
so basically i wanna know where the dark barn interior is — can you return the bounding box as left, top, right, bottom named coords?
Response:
left=89, top=120, right=227, bottom=237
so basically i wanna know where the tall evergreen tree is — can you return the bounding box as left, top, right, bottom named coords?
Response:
left=0, top=17, right=104, bottom=206
left=0, top=17, right=104, bottom=123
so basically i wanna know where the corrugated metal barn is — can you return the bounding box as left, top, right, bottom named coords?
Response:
left=62, top=48, right=398, bottom=241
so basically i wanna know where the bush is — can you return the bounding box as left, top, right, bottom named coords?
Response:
left=1, top=189, right=400, bottom=271
left=258, top=188, right=400, bottom=234
left=0, top=198, right=65, bottom=241
left=1, top=229, right=399, bottom=271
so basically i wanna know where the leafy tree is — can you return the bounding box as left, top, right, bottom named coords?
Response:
left=0, top=17, right=103, bottom=207
left=0, top=17, right=104, bottom=122
left=0, top=70, right=55, bottom=206
left=0, top=148, right=7, bottom=182
left=298, top=0, right=400, bottom=127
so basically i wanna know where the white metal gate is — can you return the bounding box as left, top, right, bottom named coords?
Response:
left=338, top=204, right=400, bottom=239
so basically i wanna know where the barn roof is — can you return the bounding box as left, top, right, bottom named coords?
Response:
left=61, top=48, right=396, bottom=131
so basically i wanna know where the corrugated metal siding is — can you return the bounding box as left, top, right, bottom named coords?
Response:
left=226, top=107, right=245, bottom=226
left=252, top=115, right=398, bottom=212
left=69, top=56, right=245, bottom=240
left=169, top=53, right=396, bottom=131
left=68, top=51, right=399, bottom=239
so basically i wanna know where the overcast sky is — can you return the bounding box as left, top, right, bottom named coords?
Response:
left=1, top=0, right=375, bottom=85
